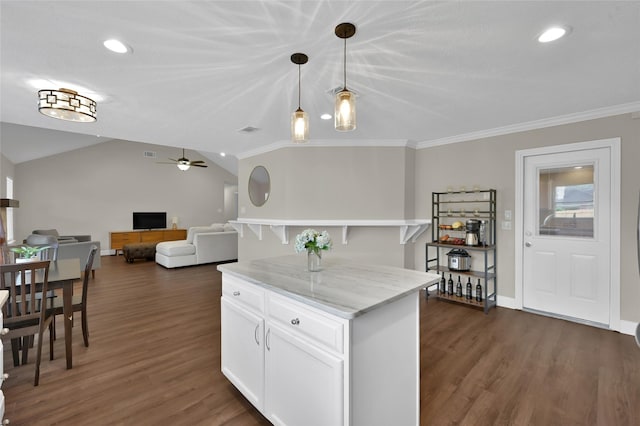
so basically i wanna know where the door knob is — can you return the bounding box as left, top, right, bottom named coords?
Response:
left=525, top=242, right=532, bottom=247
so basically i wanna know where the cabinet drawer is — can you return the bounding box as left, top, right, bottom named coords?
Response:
left=268, top=294, right=344, bottom=354
left=140, top=231, right=164, bottom=242
left=223, top=276, right=265, bottom=314
left=163, top=229, right=187, bottom=241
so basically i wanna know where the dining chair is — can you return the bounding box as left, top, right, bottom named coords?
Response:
left=25, top=234, right=59, bottom=261
left=49, top=245, right=98, bottom=347
left=0, top=260, right=55, bottom=386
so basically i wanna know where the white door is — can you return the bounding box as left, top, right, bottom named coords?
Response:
left=523, top=147, right=611, bottom=325
left=264, top=323, right=343, bottom=426
left=220, top=298, right=265, bottom=410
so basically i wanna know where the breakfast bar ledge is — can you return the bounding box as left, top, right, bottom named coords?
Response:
left=229, top=218, right=431, bottom=245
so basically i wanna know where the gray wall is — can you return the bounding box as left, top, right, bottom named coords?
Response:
left=238, top=145, right=417, bottom=268
left=0, top=153, right=15, bottom=198
left=9, top=139, right=237, bottom=252
left=238, top=113, right=639, bottom=324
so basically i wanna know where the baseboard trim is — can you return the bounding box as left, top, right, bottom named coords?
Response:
left=496, top=295, right=517, bottom=309
left=619, top=320, right=638, bottom=336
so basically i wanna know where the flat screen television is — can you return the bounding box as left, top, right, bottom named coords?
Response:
left=133, top=212, right=167, bottom=230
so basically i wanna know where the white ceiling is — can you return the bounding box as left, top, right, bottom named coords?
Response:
left=1, top=1, right=639, bottom=175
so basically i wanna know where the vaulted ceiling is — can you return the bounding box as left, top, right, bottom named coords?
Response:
left=1, top=1, right=639, bottom=175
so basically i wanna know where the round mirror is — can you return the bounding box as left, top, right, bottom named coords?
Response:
left=248, top=166, right=270, bottom=207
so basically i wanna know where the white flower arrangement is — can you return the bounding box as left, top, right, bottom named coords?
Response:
left=294, top=229, right=332, bottom=255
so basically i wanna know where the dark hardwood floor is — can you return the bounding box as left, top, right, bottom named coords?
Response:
left=2, top=256, right=639, bottom=425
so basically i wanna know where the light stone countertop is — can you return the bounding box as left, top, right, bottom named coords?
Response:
left=218, top=255, right=441, bottom=319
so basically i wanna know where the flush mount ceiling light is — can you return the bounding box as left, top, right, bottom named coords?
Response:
left=291, top=53, right=309, bottom=143
left=538, top=26, right=569, bottom=43
left=334, top=22, right=357, bottom=132
left=38, top=88, right=97, bottom=122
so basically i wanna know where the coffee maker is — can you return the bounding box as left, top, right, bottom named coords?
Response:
left=465, top=219, right=480, bottom=246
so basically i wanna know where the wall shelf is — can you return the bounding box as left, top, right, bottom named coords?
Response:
left=229, top=218, right=431, bottom=245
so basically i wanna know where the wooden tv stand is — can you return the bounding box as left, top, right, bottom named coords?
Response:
left=110, top=229, right=187, bottom=254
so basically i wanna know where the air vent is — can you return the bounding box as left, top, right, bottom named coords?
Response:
left=143, top=151, right=156, bottom=158
left=238, top=126, right=260, bottom=133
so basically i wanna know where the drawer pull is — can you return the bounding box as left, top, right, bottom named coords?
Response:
left=233, top=291, right=240, bottom=296
left=290, top=318, right=300, bottom=326
left=0, top=328, right=8, bottom=336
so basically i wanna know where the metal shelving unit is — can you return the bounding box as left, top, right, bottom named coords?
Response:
left=425, top=189, right=497, bottom=314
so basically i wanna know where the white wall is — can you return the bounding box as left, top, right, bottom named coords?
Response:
left=11, top=139, right=237, bottom=253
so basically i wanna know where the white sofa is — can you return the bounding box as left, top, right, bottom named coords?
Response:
left=155, top=224, right=238, bottom=268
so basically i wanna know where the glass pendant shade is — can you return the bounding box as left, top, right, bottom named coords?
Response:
left=335, top=89, right=356, bottom=131
left=291, top=108, right=309, bottom=143
left=38, top=88, right=97, bottom=122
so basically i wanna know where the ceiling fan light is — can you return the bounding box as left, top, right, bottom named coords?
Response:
left=177, top=161, right=191, bottom=171
left=38, top=88, right=97, bottom=122
left=292, top=108, right=309, bottom=143
left=335, top=89, right=356, bottom=131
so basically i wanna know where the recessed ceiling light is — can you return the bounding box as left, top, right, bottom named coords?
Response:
left=103, top=39, right=131, bottom=53
left=538, top=26, right=569, bottom=43
left=220, top=152, right=226, bottom=157
left=320, top=114, right=332, bottom=120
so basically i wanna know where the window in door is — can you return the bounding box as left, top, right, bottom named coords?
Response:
left=538, top=165, right=594, bottom=238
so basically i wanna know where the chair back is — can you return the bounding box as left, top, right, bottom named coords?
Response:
left=25, top=234, right=59, bottom=261
left=0, top=260, right=51, bottom=325
left=81, top=245, right=99, bottom=306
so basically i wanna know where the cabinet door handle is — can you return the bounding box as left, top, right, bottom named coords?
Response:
left=265, top=329, right=271, bottom=351
left=233, top=291, right=240, bottom=296
left=290, top=318, right=300, bottom=325
left=254, top=324, right=260, bottom=346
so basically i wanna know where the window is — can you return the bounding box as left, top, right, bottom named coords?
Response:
left=538, top=165, right=594, bottom=238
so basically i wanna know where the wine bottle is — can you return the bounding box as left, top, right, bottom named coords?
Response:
left=466, top=277, right=472, bottom=300
left=447, top=274, right=454, bottom=295
left=476, top=279, right=483, bottom=302
left=456, top=276, right=463, bottom=297
left=440, top=272, right=446, bottom=294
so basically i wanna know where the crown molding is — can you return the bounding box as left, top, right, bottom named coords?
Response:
left=416, top=101, right=640, bottom=149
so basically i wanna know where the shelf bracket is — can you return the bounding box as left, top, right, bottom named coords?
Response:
left=228, top=222, right=244, bottom=238
left=270, top=225, right=289, bottom=244
left=400, top=223, right=430, bottom=244
left=247, top=223, right=263, bottom=240
left=342, top=225, right=349, bottom=244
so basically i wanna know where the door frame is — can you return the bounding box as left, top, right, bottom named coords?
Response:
left=515, top=138, right=621, bottom=330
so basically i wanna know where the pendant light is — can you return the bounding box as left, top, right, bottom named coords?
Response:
left=334, top=23, right=356, bottom=132
left=291, top=53, right=309, bottom=143
left=38, top=88, right=97, bottom=122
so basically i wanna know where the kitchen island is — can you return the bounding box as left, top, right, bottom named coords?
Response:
left=218, top=255, right=440, bottom=426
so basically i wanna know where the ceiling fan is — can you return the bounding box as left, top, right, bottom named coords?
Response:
left=158, top=148, right=208, bottom=171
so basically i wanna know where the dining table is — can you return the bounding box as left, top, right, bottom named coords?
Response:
left=33, top=258, right=81, bottom=369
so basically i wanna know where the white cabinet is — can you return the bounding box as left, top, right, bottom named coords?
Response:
left=264, top=313, right=344, bottom=426
left=221, top=277, right=347, bottom=426
left=221, top=298, right=264, bottom=410
left=219, top=259, right=433, bottom=426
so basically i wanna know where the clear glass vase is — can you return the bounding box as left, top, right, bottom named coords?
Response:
left=307, top=249, right=322, bottom=272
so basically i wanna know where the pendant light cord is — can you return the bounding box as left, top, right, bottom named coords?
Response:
left=343, top=37, right=347, bottom=90
left=298, top=64, right=301, bottom=109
